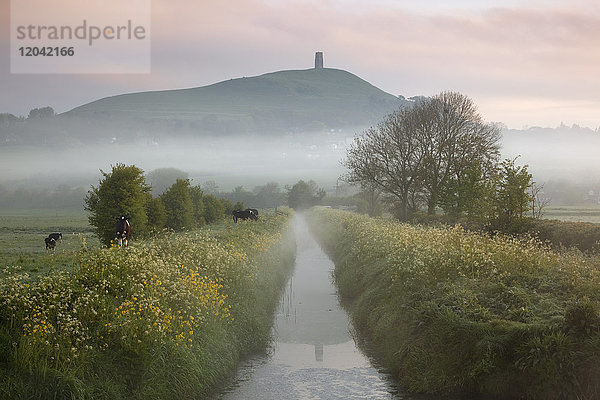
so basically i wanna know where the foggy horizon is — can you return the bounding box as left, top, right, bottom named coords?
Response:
left=2, top=125, right=600, bottom=205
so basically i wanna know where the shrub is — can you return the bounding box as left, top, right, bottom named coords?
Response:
left=84, top=164, right=151, bottom=246
left=160, top=179, right=195, bottom=230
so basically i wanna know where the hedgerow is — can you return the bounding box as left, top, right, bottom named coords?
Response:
left=308, top=207, right=600, bottom=399
left=0, top=212, right=294, bottom=399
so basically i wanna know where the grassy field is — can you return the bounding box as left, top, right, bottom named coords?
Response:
left=308, top=207, right=600, bottom=399
left=543, top=205, right=600, bottom=223
left=0, top=209, right=295, bottom=399
left=0, top=208, right=99, bottom=278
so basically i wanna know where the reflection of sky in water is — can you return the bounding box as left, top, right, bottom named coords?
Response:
left=274, top=216, right=352, bottom=345
left=271, top=341, right=370, bottom=370
left=218, top=215, right=401, bottom=399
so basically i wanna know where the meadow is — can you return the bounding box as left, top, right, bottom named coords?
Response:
left=308, top=207, right=600, bottom=399
left=0, top=209, right=295, bottom=399
left=543, top=205, right=600, bottom=224
left=0, top=208, right=100, bottom=278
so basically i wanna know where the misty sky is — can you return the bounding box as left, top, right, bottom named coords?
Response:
left=2, top=0, right=600, bottom=129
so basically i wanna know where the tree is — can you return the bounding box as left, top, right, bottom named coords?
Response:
left=189, top=185, right=206, bottom=227
left=219, top=198, right=238, bottom=216
left=343, top=91, right=500, bottom=220
left=343, top=107, right=425, bottom=219
left=438, top=161, right=496, bottom=221
left=203, top=194, right=226, bottom=223
left=0, top=113, right=20, bottom=128
left=27, top=106, right=55, bottom=120
left=202, top=180, right=220, bottom=195
left=160, top=179, right=195, bottom=231
left=530, top=182, right=549, bottom=219
left=228, top=186, right=254, bottom=206
left=286, top=180, right=325, bottom=210
left=356, top=183, right=383, bottom=217
left=419, top=92, right=500, bottom=215
left=146, top=195, right=166, bottom=232
left=84, top=164, right=150, bottom=246
left=494, top=157, right=534, bottom=228
left=254, top=182, right=284, bottom=209
left=146, top=168, right=189, bottom=196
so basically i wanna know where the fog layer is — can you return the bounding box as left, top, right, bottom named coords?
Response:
left=2, top=125, right=599, bottom=207
left=502, top=125, right=600, bottom=183
left=0, top=133, right=348, bottom=192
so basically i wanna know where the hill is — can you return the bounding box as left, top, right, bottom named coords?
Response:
left=59, top=68, right=406, bottom=140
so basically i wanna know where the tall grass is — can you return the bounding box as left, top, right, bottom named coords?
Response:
left=0, top=213, right=295, bottom=399
left=307, top=207, right=600, bottom=399
left=525, top=218, right=600, bottom=253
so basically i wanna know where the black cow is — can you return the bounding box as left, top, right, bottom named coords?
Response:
left=232, top=209, right=258, bottom=223
left=48, top=232, right=62, bottom=243
left=115, top=216, right=131, bottom=247
left=246, top=208, right=259, bottom=218
left=45, top=237, right=56, bottom=252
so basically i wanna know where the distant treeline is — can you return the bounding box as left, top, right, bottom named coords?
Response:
left=0, top=180, right=302, bottom=215
left=0, top=182, right=281, bottom=212
left=0, top=175, right=287, bottom=212
left=217, top=184, right=286, bottom=210
left=0, top=107, right=67, bottom=146
left=0, top=109, right=357, bottom=145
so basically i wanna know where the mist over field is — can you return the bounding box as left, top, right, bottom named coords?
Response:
left=500, top=125, right=600, bottom=205
left=2, top=124, right=600, bottom=198
left=0, top=133, right=349, bottom=193
left=502, top=125, right=600, bottom=182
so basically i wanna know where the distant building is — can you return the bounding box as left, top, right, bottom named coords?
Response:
left=315, top=52, right=323, bottom=69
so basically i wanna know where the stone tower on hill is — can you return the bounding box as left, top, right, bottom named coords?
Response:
left=315, top=52, right=323, bottom=69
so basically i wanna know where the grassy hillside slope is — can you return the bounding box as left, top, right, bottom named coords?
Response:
left=61, top=68, right=406, bottom=137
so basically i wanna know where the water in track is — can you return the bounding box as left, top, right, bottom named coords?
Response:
left=216, top=215, right=403, bottom=400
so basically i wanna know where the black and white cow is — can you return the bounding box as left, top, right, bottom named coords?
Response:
left=232, top=209, right=258, bottom=223
left=115, top=216, right=131, bottom=247
left=45, top=237, right=56, bottom=252
left=48, top=232, right=62, bottom=243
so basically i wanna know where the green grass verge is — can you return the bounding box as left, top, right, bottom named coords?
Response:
left=307, top=207, right=600, bottom=399
left=0, top=209, right=100, bottom=278
left=543, top=205, right=600, bottom=224
left=0, top=212, right=295, bottom=399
